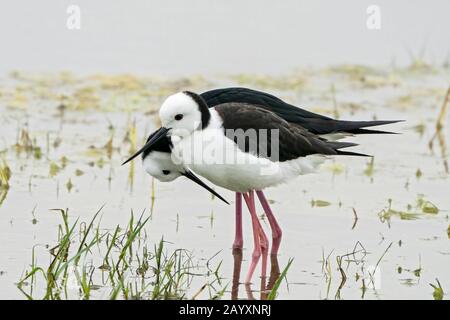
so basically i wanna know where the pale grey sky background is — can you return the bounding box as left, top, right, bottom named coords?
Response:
left=1, top=0, right=449, bottom=75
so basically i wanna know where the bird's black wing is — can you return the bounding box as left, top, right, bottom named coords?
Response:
left=201, top=87, right=401, bottom=135
left=201, top=87, right=331, bottom=121
left=214, top=103, right=366, bottom=162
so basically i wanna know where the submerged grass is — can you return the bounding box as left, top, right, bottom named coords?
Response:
left=319, top=242, right=388, bottom=300
left=17, top=207, right=225, bottom=300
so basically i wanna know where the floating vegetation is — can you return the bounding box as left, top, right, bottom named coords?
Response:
left=379, top=208, right=421, bottom=222
left=49, top=162, right=61, bottom=178
left=420, top=202, right=439, bottom=214
left=415, top=195, right=439, bottom=215
left=311, top=199, right=331, bottom=208
left=379, top=196, right=440, bottom=225
left=396, top=257, right=422, bottom=285
left=66, top=179, right=74, bottom=193
left=415, top=169, right=422, bottom=179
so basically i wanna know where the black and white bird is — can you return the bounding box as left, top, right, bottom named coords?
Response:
left=123, top=87, right=400, bottom=283
left=134, top=88, right=397, bottom=198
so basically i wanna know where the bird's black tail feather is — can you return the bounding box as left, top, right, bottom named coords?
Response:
left=324, top=120, right=402, bottom=156
left=326, top=141, right=371, bottom=157
left=349, top=128, right=398, bottom=134
left=333, top=120, right=403, bottom=135
left=336, top=150, right=371, bottom=157
left=326, top=141, right=358, bottom=150
left=290, top=118, right=404, bottom=135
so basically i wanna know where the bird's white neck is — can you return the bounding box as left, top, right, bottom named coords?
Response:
left=206, top=108, right=223, bottom=130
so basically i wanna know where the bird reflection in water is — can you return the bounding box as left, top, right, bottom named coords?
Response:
left=231, top=248, right=281, bottom=300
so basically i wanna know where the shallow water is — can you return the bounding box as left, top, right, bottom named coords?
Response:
left=0, top=66, right=449, bottom=299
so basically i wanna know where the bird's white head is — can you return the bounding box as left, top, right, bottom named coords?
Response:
left=159, top=91, right=210, bottom=138
left=142, top=151, right=184, bottom=182
left=142, top=148, right=230, bottom=204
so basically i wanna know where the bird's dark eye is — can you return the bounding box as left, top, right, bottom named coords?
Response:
left=174, top=114, right=183, bottom=121
left=162, top=170, right=171, bottom=175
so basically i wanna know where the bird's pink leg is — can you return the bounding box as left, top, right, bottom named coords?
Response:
left=243, top=191, right=268, bottom=284
left=258, top=217, right=268, bottom=281
left=233, top=192, right=243, bottom=250
left=242, top=192, right=261, bottom=284
left=231, top=247, right=243, bottom=300
left=256, top=190, right=282, bottom=255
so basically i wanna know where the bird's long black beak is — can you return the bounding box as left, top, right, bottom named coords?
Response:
left=181, top=170, right=229, bottom=205
left=122, top=127, right=170, bottom=166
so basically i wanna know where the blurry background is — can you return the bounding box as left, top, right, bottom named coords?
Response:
left=1, top=0, right=450, bottom=75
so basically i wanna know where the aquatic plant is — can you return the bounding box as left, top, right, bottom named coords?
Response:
left=17, top=207, right=226, bottom=300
